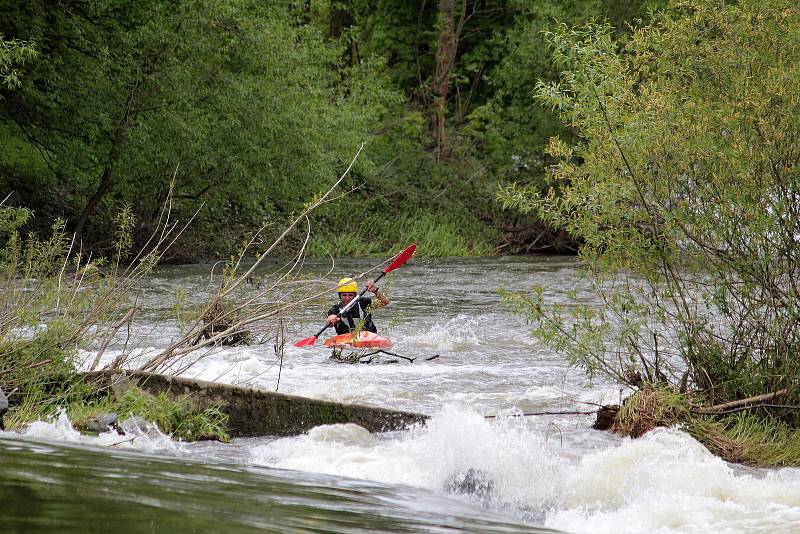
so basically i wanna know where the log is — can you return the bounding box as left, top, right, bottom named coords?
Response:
left=82, top=370, right=427, bottom=437
left=696, top=389, right=788, bottom=414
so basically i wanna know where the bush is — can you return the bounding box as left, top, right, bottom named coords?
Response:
left=0, top=201, right=231, bottom=440
left=500, top=0, right=800, bottom=412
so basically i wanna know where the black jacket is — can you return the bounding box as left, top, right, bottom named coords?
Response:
left=328, top=296, right=377, bottom=335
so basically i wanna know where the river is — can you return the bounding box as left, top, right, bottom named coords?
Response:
left=3, top=256, right=800, bottom=533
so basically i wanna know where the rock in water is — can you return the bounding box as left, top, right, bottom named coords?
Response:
left=85, top=412, right=120, bottom=434
left=444, top=468, right=494, bottom=500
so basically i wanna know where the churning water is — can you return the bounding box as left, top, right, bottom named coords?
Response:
left=3, top=256, right=800, bottom=533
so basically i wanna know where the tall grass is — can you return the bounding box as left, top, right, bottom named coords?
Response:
left=307, top=211, right=496, bottom=257
left=610, top=388, right=800, bottom=467
left=689, top=414, right=800, bottom=467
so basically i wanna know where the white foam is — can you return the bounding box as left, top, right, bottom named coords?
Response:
left=545, top=428, right=800, bottom=533
left=306, top=423, right=375, bottom=446
left=21, top=409, right=181, bottom=452
left=249, top=407, right=800, bottom=532
left=77, top=346, right=164, bottom=372
left=250, top=406, right=563, bottom=502
left=400, top=315, right=483, bottom=350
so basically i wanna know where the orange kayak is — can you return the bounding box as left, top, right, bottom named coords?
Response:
left=323, top=332, right=393, bottom=349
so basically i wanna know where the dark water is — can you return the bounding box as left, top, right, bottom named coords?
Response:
left=0, top=435, right=554, bottom=533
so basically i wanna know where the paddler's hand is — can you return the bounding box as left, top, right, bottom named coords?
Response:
left=367, top=280, right=390, bottom=307
left=327, top=314, right=339, bottom=326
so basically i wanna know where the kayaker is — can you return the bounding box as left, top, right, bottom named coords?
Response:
left=327, top=277, right=389, bottom=335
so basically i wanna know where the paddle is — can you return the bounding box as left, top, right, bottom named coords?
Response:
left=294, top=244, right=417, bottom=347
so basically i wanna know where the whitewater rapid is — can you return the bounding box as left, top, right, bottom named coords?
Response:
left=12, top=257, right=800, bottom=532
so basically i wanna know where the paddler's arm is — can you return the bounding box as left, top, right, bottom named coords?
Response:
left=327, top=305, right=341, bottom=325
left=367, top=280, right=390, bottom=309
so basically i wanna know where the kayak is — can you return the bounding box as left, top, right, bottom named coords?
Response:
left=323, top=331, right=393, bottom=349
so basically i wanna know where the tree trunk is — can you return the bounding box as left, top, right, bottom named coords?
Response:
left=330, top=0, right=354, bottom=64
left=432, top=0, right=457, bottom=160
left=73, top=92, right=135, bottom=244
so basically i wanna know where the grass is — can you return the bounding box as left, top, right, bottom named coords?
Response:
left=688, top=414, right=800, bottom=467
left=307, top=210, right=496, bottom=257
left=6, top=365, right=230, bottom=442
left=611, top=387, right=692, bottom=438
left=610, top=387, right=800, bottom=467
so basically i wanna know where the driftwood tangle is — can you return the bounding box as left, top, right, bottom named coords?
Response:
left=192, top=298, right=251, bottom=346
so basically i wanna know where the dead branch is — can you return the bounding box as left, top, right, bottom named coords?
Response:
left=90, top=305, right=137, bottom=371
left=694, top=389, right=788, bottom=414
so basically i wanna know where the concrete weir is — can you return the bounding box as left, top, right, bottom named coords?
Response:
left=83, top=370, right=428, bottom=437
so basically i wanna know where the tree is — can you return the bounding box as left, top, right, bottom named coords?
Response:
left=432, top=0, right=457, bottom=157
left=479, top=0, right=666, bottom=186
left=330, top=0, right=355, bottom=64
left=0, top=0, right=395, bottom=254
left=352, top=1, right=516, bottom=149
left=501, top=0, right=800, bottom=409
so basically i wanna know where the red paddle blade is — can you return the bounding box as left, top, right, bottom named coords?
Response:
left=384, top=244, right=417, bottom=274
left=294, top=336, right=318, bottom=348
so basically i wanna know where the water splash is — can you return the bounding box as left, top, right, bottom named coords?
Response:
left=250, top=406, right=565, bottom=502
left=546, top=428, right=800, bottom=533
left=249, top=407, right=800, bottom=532
left=21, top=408, right=180, bottom=452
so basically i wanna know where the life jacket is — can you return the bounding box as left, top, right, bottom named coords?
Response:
left=329, top=297, right=377, bottom=335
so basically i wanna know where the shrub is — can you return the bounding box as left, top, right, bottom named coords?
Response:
left=500, top=0, right=800, bottom=412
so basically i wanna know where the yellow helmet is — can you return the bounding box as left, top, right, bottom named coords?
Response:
left=337, top=277, right=358, bottom=293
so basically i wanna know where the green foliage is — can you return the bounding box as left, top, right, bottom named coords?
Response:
left=501, top=0, right=800, bottom=411
left=309, top=209, right=494, bottom=257
left=1, top=0, right=398, bottom=257
left=0, top=200, right=206, bottom=434
left=0, top=330, right=93, bottom=429
left=478, top=0, right=666, bottom=187
left=0, top=204, right=116, bottom=426
left=0, top=202, right=229, bottom=441
left=351, top=0, right=436, bottom=94
left=0, top=0, right=672, bottom=259
left=478, top=0, right=601, bottom=185
left=500, top=285, right=627, bottom=383
left=0, top=33, right=36, bottom=89
left=112, top=204, right=136, bottom=264
left=303, top=107, right=501, bottom=257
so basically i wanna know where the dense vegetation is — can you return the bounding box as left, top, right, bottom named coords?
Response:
left=501, top=0, right=800, bottom=465
left=1, top=0, right=662, bottom=260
